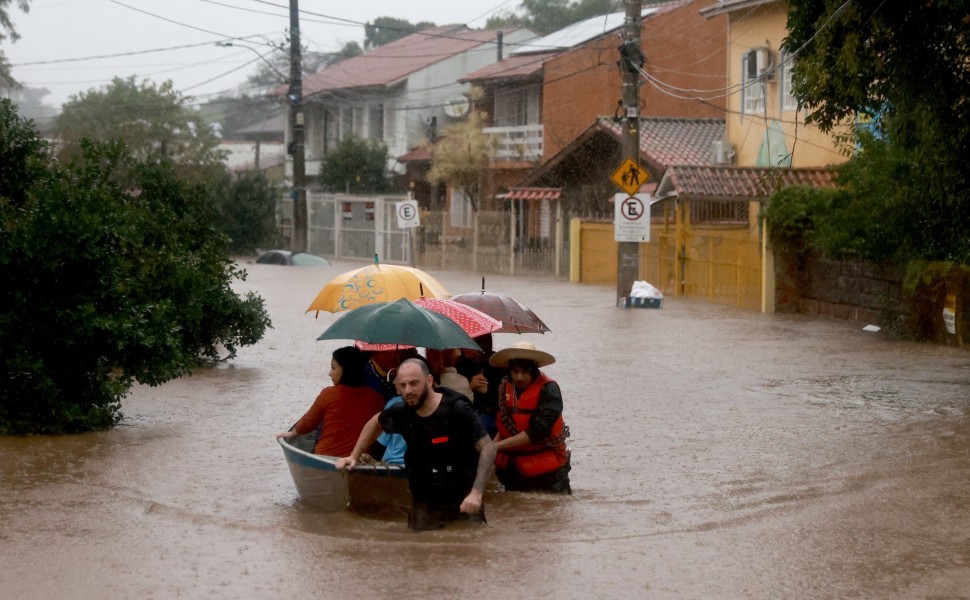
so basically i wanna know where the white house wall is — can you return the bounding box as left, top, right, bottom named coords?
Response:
left=292, top=28, right=537, bottom=181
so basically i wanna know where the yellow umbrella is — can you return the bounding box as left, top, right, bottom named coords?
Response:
left=307, top=256, right=450, bottom=313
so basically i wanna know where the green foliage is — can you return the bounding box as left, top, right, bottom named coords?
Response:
left=486, top=0, right=618, bottom=35
left=54, top=77, right=226, bottom=182
left=0, top=0, right=30, bottom=85
left=0, top=100, right=271, bottom=434
left=428, top=109, right=495, bottom=212
left=902, top=260, right=968, bottom=341
left=317, top=136, right=390, bottom=194
left=214, top=170, right=280, bottom=254
left=364, top=17, right=436, bottom=49
left=782, top=1, right=970, bottom=266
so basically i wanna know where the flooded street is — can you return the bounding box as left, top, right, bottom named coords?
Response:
left=2, top=259, right=969, bottom=599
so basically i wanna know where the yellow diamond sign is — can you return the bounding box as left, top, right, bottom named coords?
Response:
left=610, top=158, right=649, bottom=195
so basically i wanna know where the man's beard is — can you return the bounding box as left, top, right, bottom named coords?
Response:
left=404, top=387, right=428, bottom=411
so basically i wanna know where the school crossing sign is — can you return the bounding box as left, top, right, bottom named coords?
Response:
left=610, top=158, right=649, bottom=196
left=614, top=193, right=650, bottom=242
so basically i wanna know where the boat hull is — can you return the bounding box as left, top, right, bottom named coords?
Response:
left=278, top=434, right=410, bottom=514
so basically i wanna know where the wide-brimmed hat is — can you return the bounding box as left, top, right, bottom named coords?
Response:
left=488, top=341, right=555, bottom=368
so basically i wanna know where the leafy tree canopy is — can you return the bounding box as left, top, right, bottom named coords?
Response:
left=318, top=136, right=390, bottom=193
left=0, top=99, right=271, bottom=434
left=428, top=100, right=495, bottom=212
left=53, top=77, right=225, bottom=181
left=485, top=0, right=618, bottom=35
left=782, top=0, right=970, bottom=264
left=0, top=0, right=29, bottom=85
left=365, top=17, right=436, bottom=49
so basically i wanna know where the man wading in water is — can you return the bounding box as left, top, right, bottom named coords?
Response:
left=337, top=358, right=496, bottom=531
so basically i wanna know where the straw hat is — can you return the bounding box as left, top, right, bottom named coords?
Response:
left=488, top=341, right=555, bottom=368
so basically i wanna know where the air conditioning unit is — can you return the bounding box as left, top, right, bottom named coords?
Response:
left=746, top=47, right=776, bottom=81
left=712, top=140, right=736, bottom=165
left=749, top=47, right=777, bottom=81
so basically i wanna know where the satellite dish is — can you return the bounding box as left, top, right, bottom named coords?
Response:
left=444, top=96, right=470, bottom=118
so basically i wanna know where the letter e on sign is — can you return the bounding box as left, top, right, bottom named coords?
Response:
left=396, top=200, right=420, bottom=229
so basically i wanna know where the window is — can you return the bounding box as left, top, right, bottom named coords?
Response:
left=340, top=107, right=352, bottom=140
left=741, top=53, right=765, bottom=115
left=494, top=85, right=539, bottom=127
left=450, top=188, right=474, bottom=229
left=369, top=105, right=384, bottom=141
left=780, top=52, right=798, bottom=112
left=691, top=199, right=749, bottom=224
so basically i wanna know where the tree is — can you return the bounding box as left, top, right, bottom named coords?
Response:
left=53, top=77, right=226, bottom=181
left=428, top=102, right=495, bottom=213
left=214, top=170, right=280, bottom=254
left=364, top=17, right=436, bottom=49
left=486, top=0, right=618, bottom=35
left=783, top=0, right=970, bottom=263
left=317, top=136, right=390, bottom=193
left=0, top=100, right=271, bottom=434
left=0, top=0, right=29, bottom=86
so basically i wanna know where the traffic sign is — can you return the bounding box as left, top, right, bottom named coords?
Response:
left=614, top=193, right=651, bottom=242
left=610, top=158, right=649, bottom=195
left=395, top=200, right=420, bottom=229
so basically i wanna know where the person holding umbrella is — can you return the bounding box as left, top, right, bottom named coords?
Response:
left=336, top=358, right=496, bottom=531
left=489, top=341, right=572, bottom=494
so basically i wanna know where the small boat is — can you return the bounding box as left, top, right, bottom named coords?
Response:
left=278, top=432, right=410, bottom=514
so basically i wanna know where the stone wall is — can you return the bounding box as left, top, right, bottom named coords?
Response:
left=776, top=250, right=907, bottom=326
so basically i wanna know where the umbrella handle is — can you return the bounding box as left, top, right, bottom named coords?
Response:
left=481, top=276, right=485, bottom=292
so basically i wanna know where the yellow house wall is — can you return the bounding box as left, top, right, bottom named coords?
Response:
left=725, top=3, right=850, bottom=168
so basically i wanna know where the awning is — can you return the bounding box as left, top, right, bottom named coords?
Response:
left=504, top=187, right=562, bottom=201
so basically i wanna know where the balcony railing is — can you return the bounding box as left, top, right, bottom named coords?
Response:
left=484, top=124, right=543, bottom=162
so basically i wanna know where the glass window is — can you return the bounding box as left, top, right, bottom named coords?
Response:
left=741, top=53, right=765, bottom=115
left=781, top=52, right=799, bottom=112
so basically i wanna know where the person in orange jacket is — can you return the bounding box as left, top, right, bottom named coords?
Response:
left=489, top=341, right=571, bottom=494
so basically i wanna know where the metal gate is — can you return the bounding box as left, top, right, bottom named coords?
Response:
left=306, top=193, right=413, bottom=264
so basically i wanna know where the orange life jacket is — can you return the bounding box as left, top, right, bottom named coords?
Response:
left=495, top=373, right=569, bottom=478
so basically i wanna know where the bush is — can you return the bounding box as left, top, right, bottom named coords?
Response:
left=0, top=100, right=271, bottom=434
left=214, top=170, right=280, bottom=254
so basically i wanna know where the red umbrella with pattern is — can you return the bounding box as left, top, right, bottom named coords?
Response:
left=354, top=297, right=501, bottom=351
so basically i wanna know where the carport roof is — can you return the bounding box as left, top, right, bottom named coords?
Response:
left=656, top=165, right=838, bottom=200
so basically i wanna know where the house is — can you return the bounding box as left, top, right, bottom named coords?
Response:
left=635, top=0, right=850, bottom=311
left=698, top=0, right=851, bottom=168
left=289, top=25, right=537, bottom=187
left=447, top=0, right=726, bottom=209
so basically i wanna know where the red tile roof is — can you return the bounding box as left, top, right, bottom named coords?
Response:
left=302, top=26, right=512, bottom=96
left=398, top=144, right=433, bottom=163
left=600, top=117, right=726, bottom=169
left=460, top=52, right=558, bottom=83
left=659, top=165, right=838, bottom=199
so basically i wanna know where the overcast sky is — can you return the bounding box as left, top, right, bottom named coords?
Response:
left=5, top=0, right=520, bottom=110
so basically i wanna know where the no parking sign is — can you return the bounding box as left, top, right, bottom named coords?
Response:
left=395, top=200, right=420, bottom=229
left=613, top=193, right=651, bottom=242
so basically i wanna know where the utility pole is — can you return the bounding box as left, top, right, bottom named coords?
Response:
left=289, top=0, right=307, bottom=252
left=616, top=0, right=643, bottom=304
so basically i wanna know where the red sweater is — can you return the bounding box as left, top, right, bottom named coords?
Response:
left=294, top=384, right=384, bottom=456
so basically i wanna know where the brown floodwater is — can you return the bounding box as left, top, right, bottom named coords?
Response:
left=2, top=259, right=969, bottom=599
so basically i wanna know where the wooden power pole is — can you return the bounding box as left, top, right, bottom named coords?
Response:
left=616, top=0, right=643, bottom=304
left=289, top=0, right=307, bottom=252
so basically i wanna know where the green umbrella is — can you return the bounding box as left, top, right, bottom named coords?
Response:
left=316, top=298, right=482, bottom=351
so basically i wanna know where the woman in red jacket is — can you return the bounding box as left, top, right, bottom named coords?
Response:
left=277, top=346, right=385, bottom=457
